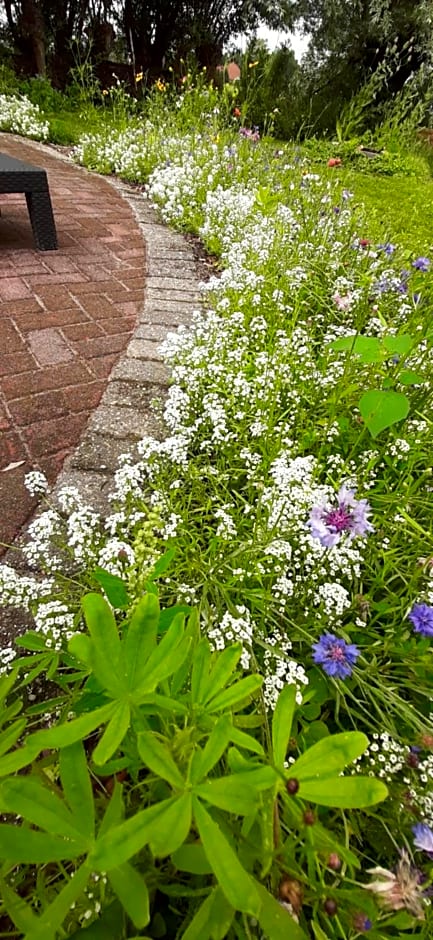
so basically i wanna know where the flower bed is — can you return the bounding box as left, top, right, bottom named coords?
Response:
left=1, top=91, right=433, bottom=936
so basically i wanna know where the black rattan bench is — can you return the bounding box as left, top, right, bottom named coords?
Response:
left=0, top=152, right=58, bottom=251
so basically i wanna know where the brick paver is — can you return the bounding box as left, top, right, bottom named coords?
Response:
left=0, top=134, right=146, bottom=553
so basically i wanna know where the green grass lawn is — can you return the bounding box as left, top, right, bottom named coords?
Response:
left=342, top=168, right=433, bottom=254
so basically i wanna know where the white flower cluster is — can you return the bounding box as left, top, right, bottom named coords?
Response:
left=208, top=606, right=254, bottom=669
left=33, top=600, right=76, bottom=650
left=352, top=732, right=409, bottom=781
left=0, top=95, right=49, bottom=140
left=262, top=629, right=308, bottom=711
left=0, top=564, right=53, bottom=612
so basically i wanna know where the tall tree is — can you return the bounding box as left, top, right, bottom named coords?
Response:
left=123, top=0, right=297, bottom=74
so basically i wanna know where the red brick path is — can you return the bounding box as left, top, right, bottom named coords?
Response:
left=0, top=134, right=146, bottom=554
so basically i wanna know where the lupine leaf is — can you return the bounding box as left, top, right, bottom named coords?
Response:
left=193, top=797, right=261, bottom=915
left=93, top=701, right=131, bottom=765
left=148, top=792, right=192, bottom=857
left=108, top=863, right=150, bottom=928
left=137, top=731, right=185, bottom=788
left=121, top=593, right=159, bottom=690
left=272, top=684, right=297, bottom=768
left=206, top=675, right=262, bottom=712
left=0, top=776, right=89, bottom=844
left=59, top=741, right=95, bottom=838
left=0, top=825, right=82, bottom=862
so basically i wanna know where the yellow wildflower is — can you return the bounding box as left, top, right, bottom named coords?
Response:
left=135, top=72, right=143, bottom=83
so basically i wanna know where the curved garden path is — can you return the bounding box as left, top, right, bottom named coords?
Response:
left=0, top=133, right=202, bottom=564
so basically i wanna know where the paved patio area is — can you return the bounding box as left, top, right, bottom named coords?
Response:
left=0, top=133, right=146, bottom=554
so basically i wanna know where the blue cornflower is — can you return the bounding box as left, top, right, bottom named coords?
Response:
left=408, top=602, right=433, bottom=638
left=413, top=257, right=431, bottom=272
left=309, top=485, right=374, bottom=548
left=412, top=823, right=433, bottom=858
left=378, top=242, right=396, bottom=256
left=312, top=633, right=359, bottom=679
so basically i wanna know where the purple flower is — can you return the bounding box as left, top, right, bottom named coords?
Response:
left=408, top=602, right=433, bottom=638
left=353, top=913, right=373, bottom=932
left=312, top=633, right=359, bottom=679
left=309, top=485, right=374, bottom=548
left=412, top=257, right=431, bottom=272
left=377, top=241, right=396, bottom=256
left=412, top=823, right=433, bottom=858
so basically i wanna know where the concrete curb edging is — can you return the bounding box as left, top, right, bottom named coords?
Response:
left=51, top=182, right=203, bottom=512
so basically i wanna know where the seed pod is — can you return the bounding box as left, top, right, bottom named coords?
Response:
left=279, top=878, right=303, bottom=914
left=303, top=809, right=315, bottom=826
left=324, top=898, right=338, bottom=916
left=327, top=853, right=341, bottom=870
left=286, top=778, right=299, bottom=795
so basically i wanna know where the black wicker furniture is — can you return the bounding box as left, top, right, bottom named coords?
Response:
left=0, top=152, right=58, bottom=251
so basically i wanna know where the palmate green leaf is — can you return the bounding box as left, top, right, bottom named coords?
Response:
left=255, top=883, right=307, bottom=940
left=359, top=389, right=410, bottom=438
left=199, top=644, right=243, bottom=705
left=272, top=684, right=297, bottom=769
left=298, top=774, right=388, bottom=808
left=0, top=741, right=40, bottom=776
left=81, top=593, right=123, bottom=695
left=98, top=780, right=124, bottom=838
left=193, top=796, right=261, bottom=916
left=0, top=879, right=39, bottom=934
left=0, top=776, right=89, bottom=846
left=182, top=887, right=234, bottom=940
left=194, top=768, right=277, bottom=816
left=206, top=675, right=263, bottom=713
left=171, top=842, right=213, bottom=874
left=170, top=608, right=199, bottom=695
left=158, top=604, right=192, bottom=633
left=229, top=724, right=264, bottom=756
left=191, top=638, right=213, bottom=703
left=59, top=741, right=95, bottom=838
left=0, top=825, right=83, bottom=862
left=25, top=862, right=90, bottom=940
left=90, top=797, right=176, bottom=870
left=121, top=593, right=159, bottom=690
left=0, top=717, right=26, bottom=757
left=137, top=731, right=185, bottom=788
left=191, top=715, right=232, bottom=783
left=181, top=888, right=218, bottom=940
left=93, top=700, right=131, bottom=765
left=148, top=792, right=192, bottom=857
left=138, top=692, right=188, bottom=715
left=93, top=567, right=130, bottom=610
left=28, top=701, right=117, bottom=750
left=108, top=863, right=150, bottom=928
left=133, top=615, right=191, bottom=696
left=290, top=732, right=368, bottom=781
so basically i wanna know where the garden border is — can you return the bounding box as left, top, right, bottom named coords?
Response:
left=0, top=139, right=205, bottom=631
